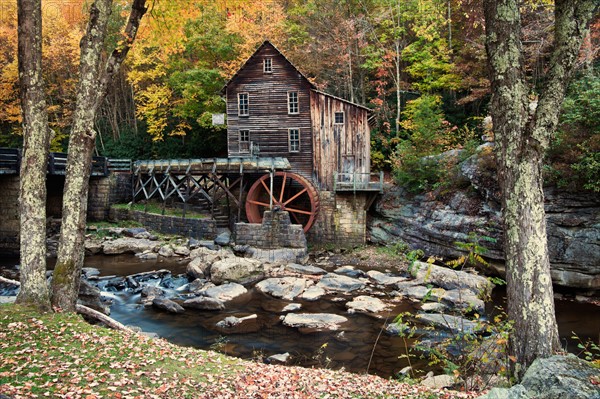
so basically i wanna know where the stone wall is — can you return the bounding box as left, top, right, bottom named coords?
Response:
left=0, top=176, right=20, bottom=254
left=109, top=207, right=217, bottom=239
left=235, top=210, right=306, bottom=249
left=307, top=191, right=368, bottom=248
left=88, top=173, right=132, bottom=221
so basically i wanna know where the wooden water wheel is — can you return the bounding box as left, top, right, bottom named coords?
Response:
left=245, top=172, right=320, bottom=232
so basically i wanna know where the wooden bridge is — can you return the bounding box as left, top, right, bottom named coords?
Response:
left=0, top=148, right=114, bottom=177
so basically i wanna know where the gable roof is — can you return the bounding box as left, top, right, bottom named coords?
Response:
left=221, top=40, right=316, bottom=93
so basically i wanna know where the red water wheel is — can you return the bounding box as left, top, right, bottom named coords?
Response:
left=245, top=172, right=320, bottom=233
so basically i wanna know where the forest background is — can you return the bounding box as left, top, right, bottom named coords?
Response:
left=0, top=0, right=598, bottom=193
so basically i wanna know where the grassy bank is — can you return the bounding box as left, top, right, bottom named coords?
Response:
left=0, top=304, right=478, bottom=399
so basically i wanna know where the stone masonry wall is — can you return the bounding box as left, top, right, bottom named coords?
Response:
left=109, top=207, right=217, bottom=239
left=88, top=173, right=132, bottom=221
left=235, top=210, right=306, bottom=249
left=0, top=176, right=20, bottom=254
left=307, top=191, right=368, bottom=248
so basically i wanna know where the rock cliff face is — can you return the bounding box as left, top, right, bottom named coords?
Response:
left=369, top=147, right=600, bottom=291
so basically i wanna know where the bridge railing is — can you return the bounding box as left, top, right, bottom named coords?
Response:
left=0, top=147, right=109, bottom=177
left=0, top=148, right=20, bottom=174
left=333, top=170, right=384, bottom=192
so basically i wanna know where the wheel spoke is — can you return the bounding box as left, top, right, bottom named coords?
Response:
left=259, top=178, right=273, bottom=200
left=284, top=206, right=313, bottom=216
left=247, top=199, right=271, bottom=207
left=279, top=173, right=287, bottom=204
left=283, top=188, right=308, bottom=206
left=290, top=212, right=302, bottom=224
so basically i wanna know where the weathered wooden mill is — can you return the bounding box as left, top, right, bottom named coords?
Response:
left=133, top=41, right=382, bottom=246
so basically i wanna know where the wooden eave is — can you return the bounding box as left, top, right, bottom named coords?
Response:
left=311, top=89, right=372, bottom=112
left=221, top=40, right=316, bottom=94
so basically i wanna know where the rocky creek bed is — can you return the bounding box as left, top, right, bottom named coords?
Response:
left=1, top=227, right=599, bottom=382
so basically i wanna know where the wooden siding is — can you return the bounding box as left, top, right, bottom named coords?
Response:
left=310, top=90, right=371, bottom=191
left=226, top=43, right=314, bottom=178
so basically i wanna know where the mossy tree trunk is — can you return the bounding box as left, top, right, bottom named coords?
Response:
left=483, top=0, right=598, bottom=379
left=16, top=0, right=51, bottom=311
left=51, top=0, right=147, bottom=311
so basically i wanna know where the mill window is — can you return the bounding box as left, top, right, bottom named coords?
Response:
left=239, top=130, right=250, bottom=153
left=288, top=91, right=299, bottom=114
left=289, top=128, right=300, bottom=152
left=334, top=111, right=344, bottom=124
left=238, top=93, right=249, bottom=116
left=264, top=58, right=273, bottom=73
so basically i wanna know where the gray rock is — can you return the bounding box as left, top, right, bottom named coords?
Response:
left=158, top=245, right=175, bottom=258
left=346, top=295, right=389, bottom=315
left=299, top=286, right=325, bottom=301
left=282, top=303, right=302, bottom=312
left=479, top=385, right=530, bottom=399
left=84, top=240, right=103, bottom=255
left=0, top=296, right=16, bottom=304
left=199, top=282, right=247, bottom=302
left=285, top=263, right=327, bottom=275
left=173, top=246, right=190, bottom=257
left=421, top=374, right=457, bottom=389
left=141, top=285, right=164, bottom=298
left=198, top=240, right=218, bottom=250
left=420, top=302, right=447, bottom=312
left=411, top=261, right=493, bottom=296
left=215, top=314, right=258, bottom=333
left=334, top=266, right=366, bottom=278
left=187, top=257, right=211, bottom=280
left=188, top=238, right=202, bottom=249
left=267, top=352, right=290, bottom=365
left=416, top=313, right=479, bottom=334
left=81, top=267, right=100, bottom=278
left=152, top=297, right=185, bottom=314
left=102, top=238, right=157, bottom=255
left=210, top=257, right=265, bottom=285
left=188, top=279, right=211, bottom=293
left=366, top=270, right=407, bottom=286
left=136, top=251, right=158, bottom=261
left=123, top=227, right=148, bottom=237
left=282, top=313, right=348, bottom=332
left=256, top=277, right=312, bottom=301
left=214, top=231, right=231, bottom=246
left=183, top=296, right=225, bottom=310
left=384, top=322, right=409, bottom=336
left=401, top=285, right=445, bottom=302
left=441, top=289, right=485, bottom=313
left=317, top=273, right=365, bottom=293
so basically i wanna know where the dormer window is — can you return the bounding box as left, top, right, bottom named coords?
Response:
left=264, top=58, right=273, bottom=73
left=238, top=93, right=249, bottom=116
left=288, top=91, right=299, bottom=114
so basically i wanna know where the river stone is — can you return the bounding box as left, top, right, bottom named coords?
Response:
left=214, top=231, right=231, bottom=246
left=122, top=227, right=148, bottom=237
left=334, top=266, right=366, bottom=278
left=199, top=282, right=247, bottom=302
left=282, top=303, right=302, bottom=312
left=210, top=257, right=265, bottom=285
left=480, top=385, right=530, bottom=399
left=420, top=302, right=447, bottom=312
left=441, top=289, right=485, bottom=313
left=299, top=286, right=325, bottom=301
left=421, top=374, right=457, bottom=389
left=256, top=277, right=312, bottom=301
left=411, top=261, right=492, bottom=296
left=102, top=238, right=157, bottom=255
left=317, top=273, right=365, bottom=293
left=158, top=245, right=175, bottom=258
left=183, top=296, right=225, bottom=310
left=285, top=263, right=327, bottom=275
left=401, top=285, right=445, bottom=302
left=282, top=313, right=348, bottom=332
left=267, top=352, right=290, bottom=365
left=174, top=246, right=190, bottom=257
left=187, top=257, right=211, bottom=280
left=366, top=270, right=407, bottom=286
left=81, top=267, right=100, bottom=278
left=346, top=295, right=389, bottom=315
left=416, top=313, right=479, bottom=334
left=152, top=297, right=185, bottom=314
left=84, top=240, right=103, bottom=255
left=136, top=251, right=158, bottom=261
left=141, top=285, right=164, bottom=298
left=215, top=314, right=258, bottom=334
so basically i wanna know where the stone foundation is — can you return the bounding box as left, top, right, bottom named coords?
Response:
left=234, top=210, right=306, bottom=249
left=0, top=176, right=20, bottom=254
left=307, top=191, right=369, bottom=248
left=109, top=207, right=217, bottom=239
left=88, top=173, right=132, bottom=221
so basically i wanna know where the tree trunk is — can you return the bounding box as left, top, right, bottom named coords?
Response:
left=51, top=0, right=147, bottom=311
left=483, top=0, right=598, bottom=379
left=16, top=0, right=51, bottom=311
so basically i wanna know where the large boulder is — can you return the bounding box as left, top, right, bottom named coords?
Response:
left=416, top=313, right=479, bottom=334
left=346, top=295, right=389, bottom=316
left=256, top=277, right=313, bottom=301
left=102, top=238, right=157, bottom=255
left=411, top=261, right=493, bottom=296
left=317, top=273, right=365, bottom=294
left=198, top=282, right=248, bottom=302
left=182, top=296, right=225, bottom=310
left=210, top=257, right=266, bottom=285
left=282, top=313, right=348, bottom=332
left=152, top=298, right=185, bottom=314
left=246, top=247, right=308, bottom=265
left=479, top=355, right=600, bottom=399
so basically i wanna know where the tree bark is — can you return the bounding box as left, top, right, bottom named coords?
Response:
left=16, top=0, right=51, bottom=311
left=51, top=0, right=147, bottom=311
left=483, top=0, right=598, bottom=379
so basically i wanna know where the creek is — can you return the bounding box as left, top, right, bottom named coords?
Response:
left=1, top=254, right=598, bottom=379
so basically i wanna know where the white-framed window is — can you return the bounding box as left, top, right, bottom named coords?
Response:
left=264, top=57, right=273, bottom=73
left=238, top=92, right=249, bottom=116
left=288, top=128, right=300, bottom=152
left=239, top=130, right=250, bottom=153
left=287, top=91, right=299, bottom=114
left=334, top=111, right=344, bottom=124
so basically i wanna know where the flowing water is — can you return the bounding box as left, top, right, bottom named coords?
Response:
left=1, top=254, right=598, bottom=378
